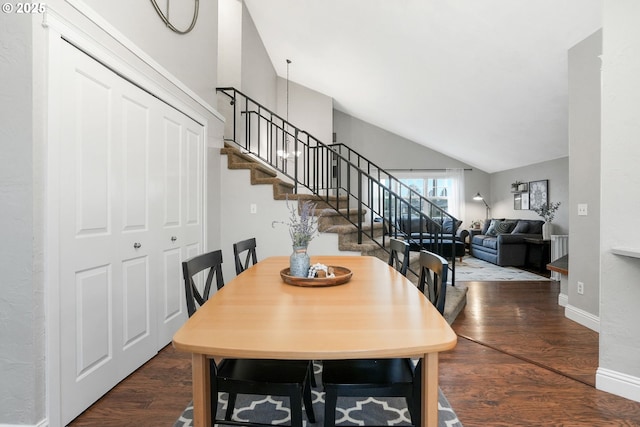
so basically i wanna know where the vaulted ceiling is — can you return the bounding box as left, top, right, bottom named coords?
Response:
left=244, top=0, right=602, bottom=173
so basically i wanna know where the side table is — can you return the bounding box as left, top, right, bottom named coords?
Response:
left=524, top=238, right=551, bottom=273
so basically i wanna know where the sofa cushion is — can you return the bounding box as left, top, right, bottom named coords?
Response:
left=511, top=220, right=529, bottom=234
left=482, top=237, right=498, bottom=250
left=471, top=235, right=486, bottom=245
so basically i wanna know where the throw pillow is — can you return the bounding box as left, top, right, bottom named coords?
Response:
left=496, top=220, right=517, bottom=234
left=528, top=221, right=543, bottom=234
left=486, top=219, right=501, bottom=236
left=511, top=220, right=529, bottom=234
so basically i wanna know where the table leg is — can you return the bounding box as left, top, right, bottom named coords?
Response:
left=192, top=353, right=211, bottom=427
left=421, top=352, right=439, bottom=427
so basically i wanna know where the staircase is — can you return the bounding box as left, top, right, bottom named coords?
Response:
left=217, top=87, right=466, bottom=322
left=221, top=143, right=385, bottom=254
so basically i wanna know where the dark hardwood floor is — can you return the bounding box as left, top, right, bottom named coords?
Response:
left=69, top=279, right=640, bottom=426
left=440, top=280, right=640, bottom=426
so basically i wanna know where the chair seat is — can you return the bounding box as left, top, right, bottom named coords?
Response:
left=219, top=359, right=312, bottom=386
left=322, top=359, right=414, bottom=391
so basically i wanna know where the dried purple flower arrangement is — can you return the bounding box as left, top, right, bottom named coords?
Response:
left=272, top=197, right=319, bottom=247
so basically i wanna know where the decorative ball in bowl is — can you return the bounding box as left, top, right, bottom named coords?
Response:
left=280, top=265, right=352, bottom=287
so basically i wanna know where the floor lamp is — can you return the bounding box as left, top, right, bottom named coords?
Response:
left=473, top=192, right=491, bottom=220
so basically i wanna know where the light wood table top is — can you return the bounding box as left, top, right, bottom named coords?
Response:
left=173, top=255, right=457, bottom=427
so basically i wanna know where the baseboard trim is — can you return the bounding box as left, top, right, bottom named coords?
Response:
left=558, top=292, right=568, bottom=307
left=565, top=304, right=600, bottom=332
left=597, top=368, right=640, bottom=403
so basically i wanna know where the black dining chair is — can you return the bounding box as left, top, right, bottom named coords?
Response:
left=321, top=250, right=449, bottom=427
left=233, top=237, right=258, bottom=275
left=388, top=238, right=410, bottom=276
left=417, top=250, right=449, bottom=315
left=182, top=250, right=316, bottom=427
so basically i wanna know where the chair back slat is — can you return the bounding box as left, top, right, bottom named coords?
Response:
left=417, top=250, right=448, bottom=315
left=388, top=238, right=410, bottom=276
left=233, top=237, right=258, bottom=275
left=182, top=250, right=225, bottom=317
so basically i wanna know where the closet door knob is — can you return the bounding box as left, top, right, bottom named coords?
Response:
left=133, top=242, right=141, bottom=249
left=171, top=236, right=177, bottom=242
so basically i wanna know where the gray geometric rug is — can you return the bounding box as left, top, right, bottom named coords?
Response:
left=174, top=362, right=462, bottom=426
left=454, top=256, right=551, bottom=282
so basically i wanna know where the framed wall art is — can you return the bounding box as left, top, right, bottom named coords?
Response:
left=528, top=180, right=548, bottom=211
left=514, top=193, right=522, bottom=210
left=521, top=192, right=529, bottom=210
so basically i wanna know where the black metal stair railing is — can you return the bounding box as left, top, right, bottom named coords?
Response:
left=216, top=87, right=460, bottom=282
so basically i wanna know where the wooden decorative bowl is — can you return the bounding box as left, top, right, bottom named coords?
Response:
left=280, top=266, right=353, bottom=287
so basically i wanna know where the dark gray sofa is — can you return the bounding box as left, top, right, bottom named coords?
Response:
left=470, top=218, right=544, bottom=266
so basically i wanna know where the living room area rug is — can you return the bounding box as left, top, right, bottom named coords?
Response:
left=453, top=256, right=552, bottom=282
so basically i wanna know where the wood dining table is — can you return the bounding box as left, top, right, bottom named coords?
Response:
left=172, top=255, right=457, bottom=427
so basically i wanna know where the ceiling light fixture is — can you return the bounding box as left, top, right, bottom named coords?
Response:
left=278, top=59, right=301, bottom=159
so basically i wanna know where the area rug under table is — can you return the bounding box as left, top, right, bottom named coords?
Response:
left=453, top=256, right=552, bottom=282
left=174, top=363, right=462, bottom=427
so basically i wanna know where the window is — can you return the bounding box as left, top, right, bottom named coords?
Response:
left=374, top=169, right=465, bottom=221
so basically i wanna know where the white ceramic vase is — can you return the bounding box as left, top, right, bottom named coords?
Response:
left=542, top=221, right=552, bottom=240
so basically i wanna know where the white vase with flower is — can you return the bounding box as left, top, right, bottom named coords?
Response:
left=273, top=197, right=319, bottom=277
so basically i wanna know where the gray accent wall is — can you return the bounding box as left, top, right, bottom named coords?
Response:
left=598, top=0, right=640, bottom=401
left=568, top=30, right=602, bottom=323
left=490, top=158, right=569, bottom=235
left=333, top=110, right=490, bottom=226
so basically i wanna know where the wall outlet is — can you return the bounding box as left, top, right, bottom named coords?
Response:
left=250, top=203, right=257, bottom=214
left=577, top=281, right=584, bottom=295
left=578, top=204, right=588, bottom=216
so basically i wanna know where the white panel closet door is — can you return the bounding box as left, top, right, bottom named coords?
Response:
left=155, top=101, right=203, bottom=346
left=57, top=42, right=203, bottom=424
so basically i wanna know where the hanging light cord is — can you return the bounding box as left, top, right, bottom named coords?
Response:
left=149, top=0, right=199, bottom=34
left=286, top=59, right=291, bottom=122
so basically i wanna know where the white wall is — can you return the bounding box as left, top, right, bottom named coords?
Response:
left=241, top=1, right=277, bottom=109
left=0, top=12, right=43, bottom=425
left=597, top=0, right=640, bottom=403
left=278, top=78, right=334, bottom=144
left=83, top=0, right=219, bottom=105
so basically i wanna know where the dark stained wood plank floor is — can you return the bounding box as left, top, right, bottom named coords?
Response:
left=440, top=280, right=640, bottom=426
left=451, top=280, right=600, bottom=386
left=69, top=279, right=640, bottom=426
left=67, top=344, right=192, bottom=426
